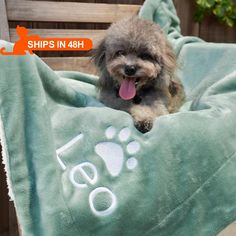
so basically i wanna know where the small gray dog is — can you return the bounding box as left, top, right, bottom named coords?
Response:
left=93, top=17, right=184, bottom=133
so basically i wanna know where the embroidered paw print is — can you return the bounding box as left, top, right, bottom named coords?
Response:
left=56, top=126, right=141, bottom=217
left=95, top=126, right=140, bottom=177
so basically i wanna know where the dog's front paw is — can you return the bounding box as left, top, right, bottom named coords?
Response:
left=135, top=120, right=153, bottom=133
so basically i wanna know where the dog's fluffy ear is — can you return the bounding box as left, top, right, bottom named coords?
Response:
left=92, top=39, right=106, bottom=69
left=162, top=42, right=176, bottom=78
left=169, top=80, right=182, bottom=97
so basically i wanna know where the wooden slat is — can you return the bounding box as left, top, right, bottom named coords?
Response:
left=42, top=57, right=97, bottom=74
left=199, top=16, right=236, bottom=43
left=9, top=29, right=106, bottom=47
left=0, top=0, right=10, bottom=41
left=173, top=0, right=199, bottom=37
left=0, top=152, right=9, bottom=236
left=7, top=0, right=140, bottom=23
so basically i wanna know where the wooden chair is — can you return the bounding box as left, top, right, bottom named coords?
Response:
left=1, top=1, right=235, bottom=236
left=0, top=0, right=142, bottom=74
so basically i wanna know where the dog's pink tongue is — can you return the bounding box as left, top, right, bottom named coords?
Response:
left=119, top=78, right=136, bottom=100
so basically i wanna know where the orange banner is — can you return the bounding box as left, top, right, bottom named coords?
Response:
left=0, top=26, right=93, bottom=56
left=28, top=38, right=92, bottom=51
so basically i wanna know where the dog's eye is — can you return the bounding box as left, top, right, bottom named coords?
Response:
left=115, top=50, right=126, bottom=57
left=139, top=53, right=154, bottom=61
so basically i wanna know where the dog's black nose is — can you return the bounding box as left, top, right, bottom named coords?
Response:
left=124, top=65, right=137, bottom=76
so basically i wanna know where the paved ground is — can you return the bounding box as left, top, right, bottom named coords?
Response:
left=218, top=221, right=236, bottom=236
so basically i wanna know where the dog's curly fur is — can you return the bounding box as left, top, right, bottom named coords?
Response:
left=93, top=17, right=184, bottom=133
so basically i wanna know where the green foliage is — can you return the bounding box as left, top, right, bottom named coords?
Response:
left=195, top=0, right=236, bottom=27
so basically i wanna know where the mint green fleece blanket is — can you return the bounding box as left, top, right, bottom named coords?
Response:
left=1, top=0, right=236, bottom=235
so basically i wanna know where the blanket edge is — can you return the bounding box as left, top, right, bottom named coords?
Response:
left=0, top=113, right=14, bottom=201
